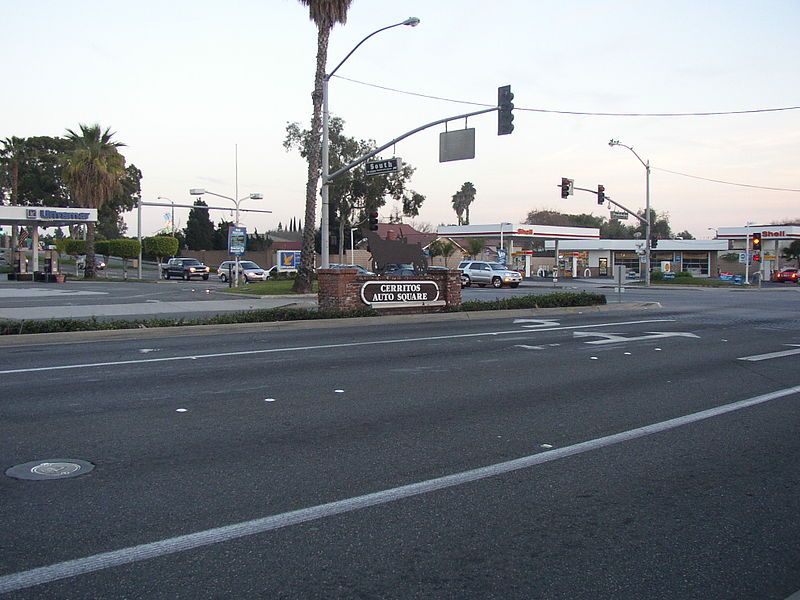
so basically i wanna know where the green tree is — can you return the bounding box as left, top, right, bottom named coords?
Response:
left=673, top=230, right=695, bottom=240
left=782, top=239, right=800, bottom=267
left=465, top=237, right=485, bottom=259
left=0, top=136, right=28, bottom=252
left=95, top=239, right=111, bottom=267
left=294, top=0, right=354, bottom=293
left=285, top=116, right=424, bottom=263
left=143, top=235, right=179, bottom=264
left=63, top=239, right=87, bottom=276
left=62, top=124, right=127, bottom=278
left=184, top=200, right=215, bottom=250
left=108, top=238, right=141, bottom=280
left=428, top=239, right=458, bottom=266
left=1, top=135, right=141, bottom=240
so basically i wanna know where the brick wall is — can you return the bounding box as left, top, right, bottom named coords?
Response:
left=318, top=268, right=462, bottom=314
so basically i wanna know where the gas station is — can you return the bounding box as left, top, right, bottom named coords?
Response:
left=0, top=205, right=98, bottom=279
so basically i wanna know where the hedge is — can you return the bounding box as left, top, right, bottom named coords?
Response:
left=0, top=292, right=606, bottom=336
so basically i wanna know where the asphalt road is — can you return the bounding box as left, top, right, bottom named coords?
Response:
left=1, top=296, right=799, bottom=598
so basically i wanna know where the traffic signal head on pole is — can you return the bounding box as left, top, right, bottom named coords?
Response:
left=753, top=252, right=761, bottom=262
left=651, top=237, right=658, bottom=249
left=597, top=185, right=605, bottom=205
left=560, top=177, right=574, bottom=199
left=497, top=85, right=514, bottom=135
left=368, top=211, right=379, bottom=231
left=752, top=231, right=761, bottom=250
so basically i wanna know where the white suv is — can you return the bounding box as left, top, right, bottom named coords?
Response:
left=459, top=261, right=521, bottom=288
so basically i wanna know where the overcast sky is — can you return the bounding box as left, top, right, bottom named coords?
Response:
left=4, top=0, right=799, bottom=239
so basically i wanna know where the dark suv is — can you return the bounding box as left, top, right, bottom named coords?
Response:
left=163, top=258, right=210, bottom=280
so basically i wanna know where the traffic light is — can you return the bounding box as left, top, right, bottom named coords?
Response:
left=597, top=185, right=605, bottom=205
left=752, top=231, right=761, bottom=251
left=560, top=177, right=574, bottom=199
left=651, top=237, right=658, bottom=249
left=753, top=252, right=761, bottom=262
left=497, top=85, right=514, bottom=135
left=368, top=211, right=379, bottom=231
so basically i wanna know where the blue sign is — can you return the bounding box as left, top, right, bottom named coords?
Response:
left=228, top=226, right=247, bottom=256
left=277, top=250, right=301, bottom=270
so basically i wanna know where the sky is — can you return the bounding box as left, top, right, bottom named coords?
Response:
left=3, top=0, right=799, bottom=240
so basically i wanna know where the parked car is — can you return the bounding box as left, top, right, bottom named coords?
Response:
left=162, top=257, right=210, bottom=280
left=382, top=263, right=415, bottom=274
left=76, top=255, right=106, bottom=270
left=329, top=263, right=376, bottom=276
left=459, top=261, right=521, bottom=288
left=265, top=266, right=298, bottom=279
left=216, top=260, right=268, bottom=283
left=771, top=268, right=799, bottom=283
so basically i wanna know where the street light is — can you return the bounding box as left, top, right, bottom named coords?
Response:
left=609, top=139, right=651, bottom=286
left=189, top=188, right=263, bottom=287
left=158, top=196, right=176, bottom=235
left=320, top=16, right=420, bottom=269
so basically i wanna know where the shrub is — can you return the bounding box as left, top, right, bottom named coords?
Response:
left=651, top=270, right=664, bottom=281
left=675, top=271, right=692, bottom=278
left=63, top=239, right=86, bottom=256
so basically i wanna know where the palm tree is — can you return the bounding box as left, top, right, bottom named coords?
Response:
left=452, top=190, right=466, bottom=225
left=63, top=124, right=126, bottom=278
left=459, top=181, right=477, bottom=225
left=294, top=0, right=354, bottom=293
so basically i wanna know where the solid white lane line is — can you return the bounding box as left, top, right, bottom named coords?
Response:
left=0, top=319, right=675, bottom=375
left=1, top=383, right=797, bottom=594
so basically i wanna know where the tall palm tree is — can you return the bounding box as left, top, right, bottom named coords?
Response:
left=452, top=190, right=466, bottom=225
left=459, top=181, right=477, bottom=225
left=0, top=137, right=27, bottom=254
left=63, top=124, right=126, bottom=278
left=294, top=0, right=354, bottom=293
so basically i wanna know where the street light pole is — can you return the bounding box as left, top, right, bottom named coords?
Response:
left=320, top=17, right=420, bottom=270
left=158, top=196, right=176, bottom=235
left=189, top=188, right=263, bottom=288
left=609, top=140, right=651, bottom=286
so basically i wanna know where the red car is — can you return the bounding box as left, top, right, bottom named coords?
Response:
left=771, top=268, right=799, bottom=283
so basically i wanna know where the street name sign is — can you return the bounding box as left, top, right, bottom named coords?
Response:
left=610, top=210, right=629, bottom=220
left=365, top=157, right=402, bottom=176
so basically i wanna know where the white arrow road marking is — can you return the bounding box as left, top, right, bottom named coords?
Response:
left=573, top=331, right=700, bottom=345
left=514, top=345, right=545, bottom=350
left=513, top=318, right=561, bottom=328
left=738, top=345, right=800, bottom=362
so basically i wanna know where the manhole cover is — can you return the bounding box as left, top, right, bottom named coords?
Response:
left=6, top=459, right=94, bottom=481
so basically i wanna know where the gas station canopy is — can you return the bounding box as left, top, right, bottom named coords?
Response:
left=0, top=205, right=98, bottom=228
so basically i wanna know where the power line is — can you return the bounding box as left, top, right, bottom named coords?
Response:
left=333, top=75, right=799, bottom=192
left=653, top=167, right=800, bottom=192
left=333, top=75, right=800, bottom=117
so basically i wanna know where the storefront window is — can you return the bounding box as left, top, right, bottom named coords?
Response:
left=613, top=252, right=641, bottom=271
left=682, top=251, right=709, bottom=275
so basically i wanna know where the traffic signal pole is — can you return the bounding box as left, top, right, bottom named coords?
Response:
left=327, top=106, right=498, bottom=183
left=563, top=185, right=648, bottom=227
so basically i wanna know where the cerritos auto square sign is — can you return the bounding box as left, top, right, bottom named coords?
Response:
left=361, top=281, right=440, bottom=307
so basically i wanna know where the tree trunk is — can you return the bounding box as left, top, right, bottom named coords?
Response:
left=293, top=25, right=330, bottom=294
left=10, top=160, right=18, bottom=256
left=84, top=222, right=96, bottom=279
